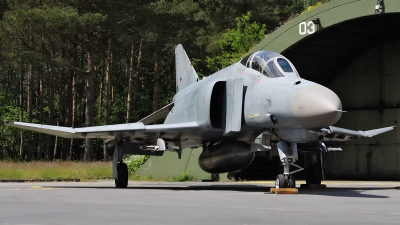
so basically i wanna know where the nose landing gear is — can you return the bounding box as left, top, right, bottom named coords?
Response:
left=275, top=141, right=304, bottom=188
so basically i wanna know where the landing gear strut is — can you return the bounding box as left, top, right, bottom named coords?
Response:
left=275, top=141, right=304, bottom=188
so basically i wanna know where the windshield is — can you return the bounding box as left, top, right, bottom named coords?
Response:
left=240, top=51, right=299, bottom=78
left=277, top=58, right=293, bottom=72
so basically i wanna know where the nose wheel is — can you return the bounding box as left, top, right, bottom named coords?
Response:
left=275, top=174, right=286, bottom=188
left=288, top=175, right=296, bottom=188
left=275, top=174, right=296, bottom=188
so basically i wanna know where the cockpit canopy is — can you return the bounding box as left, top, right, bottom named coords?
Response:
left=240, top=51, right=300, bottom=78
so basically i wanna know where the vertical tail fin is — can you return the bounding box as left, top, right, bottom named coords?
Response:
left=175, top=44, right=199, bottom=93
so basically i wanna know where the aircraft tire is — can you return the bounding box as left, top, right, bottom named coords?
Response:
left=275, top=174, right=287, bottom=188
left=306, top=163, right=322, bottom=185
left=288, top=176, right=296, bottom=188
left=115, top=162, right=128, bottom=188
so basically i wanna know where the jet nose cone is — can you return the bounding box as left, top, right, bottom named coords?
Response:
left=292, top=85, right=342, bottom=129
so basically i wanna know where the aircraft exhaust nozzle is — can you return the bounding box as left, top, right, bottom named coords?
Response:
left=292, top=85, right=342, bottom=129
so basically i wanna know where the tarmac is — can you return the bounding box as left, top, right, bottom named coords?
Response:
left=1, top=180, right=400, bottom=225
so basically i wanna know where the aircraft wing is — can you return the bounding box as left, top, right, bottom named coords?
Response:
left=4, top=120, right=199, bottom=141
left=321, top=125, right=396, bottom=142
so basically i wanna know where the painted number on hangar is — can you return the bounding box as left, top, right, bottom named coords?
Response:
left=299, top=21, right=315, bottom=35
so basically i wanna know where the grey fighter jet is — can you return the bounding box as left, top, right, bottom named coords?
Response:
left=5, top=44, right=395, bottom=188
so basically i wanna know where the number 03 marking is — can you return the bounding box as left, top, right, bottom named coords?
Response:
left=299, top=21, right=315, bottom=35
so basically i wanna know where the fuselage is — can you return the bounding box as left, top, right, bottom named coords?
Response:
left=165, top=51, right=342, bottom=147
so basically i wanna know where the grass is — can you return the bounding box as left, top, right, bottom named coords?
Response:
left=0, top=161, right=197, bottom=182
left=0, top=161, right=111, bottom=181
left=166, top=171, right=195, bottom=182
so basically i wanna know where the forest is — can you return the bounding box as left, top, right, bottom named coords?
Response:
left=0, top=0, right=330, bottom=162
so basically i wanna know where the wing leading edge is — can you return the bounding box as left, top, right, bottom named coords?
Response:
left=4, top=120, right=199, bottom=140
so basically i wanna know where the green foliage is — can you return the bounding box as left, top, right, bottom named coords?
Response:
left=303, top=2, right=323, bottom=13
left=0, top=0, right=309, bottom=161
left=0, top=92, right=22, bottom=160
left=301, top=0, right=331, bottom=9
left=0, top=4, right=106, bottom=68
left=206, top=13, right=265, bottom=72
left=124, top=155, right=150, bottom=175
left=167, top=171, right=195, bottom=182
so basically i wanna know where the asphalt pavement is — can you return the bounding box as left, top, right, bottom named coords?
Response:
left=1, top=180, right=400, bottom=225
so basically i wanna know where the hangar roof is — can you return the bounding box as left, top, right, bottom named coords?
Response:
left=251, top=0, right=400, bottom=85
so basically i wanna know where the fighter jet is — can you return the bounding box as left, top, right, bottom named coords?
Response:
left=5, top=44, right=396, bottom=188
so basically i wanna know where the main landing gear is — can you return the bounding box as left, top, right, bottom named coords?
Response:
left=305, top=152, right=323, bottom=185
left=112, top=140, right=129, bottom=188
left=111, top=137, right=167, bottom=188
left=275, top=141, right=304, bottom=188
left=115, top=162, right=128, bottom=188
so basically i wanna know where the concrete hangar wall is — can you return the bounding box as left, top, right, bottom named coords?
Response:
left=137, top=0, right=400, bottom=180
left=252, top=0, right=400, bottom=179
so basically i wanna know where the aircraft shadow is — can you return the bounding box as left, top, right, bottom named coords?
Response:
left=297, top=187, right=395, bottom=198
left=45, top=183, right=399, bottom=199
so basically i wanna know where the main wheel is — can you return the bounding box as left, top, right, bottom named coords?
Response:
left=306, top=163, right=322, bottom=185
left=115, top=162, right=128, bottom=188
left=275, top=174, right=287, bottom=188
left=288, top=176, right=296, bottom=188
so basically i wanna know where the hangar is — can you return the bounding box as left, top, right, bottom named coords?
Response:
left=137, top=0, right=400, bottom=180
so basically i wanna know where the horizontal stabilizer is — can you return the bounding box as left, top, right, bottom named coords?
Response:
left=321, top=125, right=396, bottom=141
left=363, top=126, right=396, bottom=137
